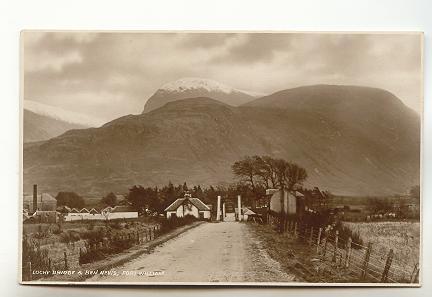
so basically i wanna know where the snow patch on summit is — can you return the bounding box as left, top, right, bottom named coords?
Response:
left=159, top=77, right=265, bottom=98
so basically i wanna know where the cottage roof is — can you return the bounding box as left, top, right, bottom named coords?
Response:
left=165, top=197, right=210, bottom=212
left=23, top=193, right=56, bottom=202
left=79, top=208, right=90, bottom=213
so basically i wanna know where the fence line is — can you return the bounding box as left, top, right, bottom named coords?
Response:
left=22, top=224, right=162, bottom=281
left=266, top=214, right=419, bottom=284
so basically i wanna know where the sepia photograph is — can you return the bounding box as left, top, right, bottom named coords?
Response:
left=20, top=31, right=422, bottom=286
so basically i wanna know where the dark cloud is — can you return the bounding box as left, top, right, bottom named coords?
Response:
left=23, top=32, right=422, bottom=122
left=211, top=33, right=294, bottom=64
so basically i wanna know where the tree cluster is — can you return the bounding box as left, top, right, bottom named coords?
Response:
left=232, top=155, right=308, bottom=205
left=125, top=182, right=251, bottom=214
left=55, top=191, right=85, bottom=209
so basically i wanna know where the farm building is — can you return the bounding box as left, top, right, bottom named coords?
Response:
left=235, top=207, right=256, bottom=221
left=23, top=210, right=60, bottom=223
left=63, top=205, right=138, bottom=221
left=23, top=185, right=57, bottom=213
left=267, top=188, right=304, bottom=216
left=165, top=193, right=211, bottom=219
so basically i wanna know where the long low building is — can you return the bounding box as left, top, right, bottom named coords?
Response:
left=63, top=205, right=138, bottom=221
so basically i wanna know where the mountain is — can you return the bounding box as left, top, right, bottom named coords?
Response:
left=142, top=77, right=264, bottom=113
left=23, top=85, right=420, bottom=197
left=23, top=100, right=104, bottom=143
left=23, top=110, right=87, bottom=143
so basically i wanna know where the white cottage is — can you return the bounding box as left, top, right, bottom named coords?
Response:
left=165, top=194, right=211, bottom=220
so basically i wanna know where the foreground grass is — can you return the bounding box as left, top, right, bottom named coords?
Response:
left=246, top=223, right=368, bottom=283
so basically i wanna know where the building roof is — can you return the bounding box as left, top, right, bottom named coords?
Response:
left=243, top=208, right=256, bottom=215
left=23, top=193, right=57, bottom=202
left=165, top=197, right=210, bottom=212
left=89, top=208, right=99, bottom=214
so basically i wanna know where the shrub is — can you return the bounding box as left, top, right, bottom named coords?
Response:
left=59, top=230, right=81, bottom=243
left=335, top=221, right=364, bottom=249
left=110, top=221, right=123, bottom=230
left=81, top=229, right=105, bottom=244
left=160, top=215, right=196, bottom=233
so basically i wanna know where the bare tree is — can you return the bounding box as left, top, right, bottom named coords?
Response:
left=284, top=162, right=308, bottom=191
left=232, top=156, right=263, bottom=208
left=272, top=159, right=308, bottom=232
left=255, top=155, right=278, bottom=188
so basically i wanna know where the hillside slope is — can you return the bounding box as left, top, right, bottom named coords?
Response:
left=23, top=86, right=420, bottom=196
left=23, top=109, right=87, bottom=143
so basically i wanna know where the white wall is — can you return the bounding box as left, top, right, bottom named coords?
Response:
left=200, top=211, right=211, bottom=219
left=269, top=190, right=297, bottom=215
left=64, top=212, right=138, bottom=221
left=167, top=207, right=209, bottom=219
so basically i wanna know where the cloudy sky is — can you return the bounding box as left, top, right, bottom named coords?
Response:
left=23, top=32, right=422, bottom=123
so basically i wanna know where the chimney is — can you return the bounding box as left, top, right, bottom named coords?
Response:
left=33, top=184, right=38, bottom=213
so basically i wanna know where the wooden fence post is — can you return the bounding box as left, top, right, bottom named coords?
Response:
left=316, top=228, right=322, bottom=254
left=410, top=263, right=420, bottom=283
left=27, top=262, right=32, bottom=281
left=322, top=230, right=328, bottom=258
left=332, top=230, right=339, bottom=262
left=309, top=226, right=314, bottom=246
left=381, top=249, right=394, bottom=282
left=64, top=251, right=68, bottom=270
left=293, top=222, right=298, bottom=239
left=361, top=242, right=372, bottom=280
left=345, top=237, right=352, bottom=268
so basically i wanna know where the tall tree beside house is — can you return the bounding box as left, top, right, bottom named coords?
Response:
left=232, top=155, right=264, bottom=208
left=127, top=185, right=161, bottom=213
left=55, top=191, right=85, bottom=209
left=255, top=155, right=278, bottom=188
left=182, top=182, right=188, bottom=192
left=284, top=162, right=308, bottom=191
left=273, top=159, right=308, bottom=232
left=232, top=155, right=308, bottom=232
left=101, top=192, right=117, bottom=207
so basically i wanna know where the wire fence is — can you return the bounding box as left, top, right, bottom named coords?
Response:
left=268, top=214, right=420, bottom=283
left=22, top=224, right=162, bottom=281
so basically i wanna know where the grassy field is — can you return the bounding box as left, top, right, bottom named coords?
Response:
left=343, top=221, right=420, bottom=271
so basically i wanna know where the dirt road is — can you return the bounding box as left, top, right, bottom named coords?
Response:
left=89, top=222, right=297, bottom=283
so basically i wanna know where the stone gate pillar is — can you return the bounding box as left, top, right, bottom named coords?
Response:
left=237, top=195, right=242, bottom=221
left=222, top=202, right=226, bottom=221
left=216, top=195, right=221, bottom=221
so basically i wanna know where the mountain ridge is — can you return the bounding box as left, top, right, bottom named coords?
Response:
left=23, top=85, right=420, bottom=197
left=142, top=77, right=265, bottom=113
